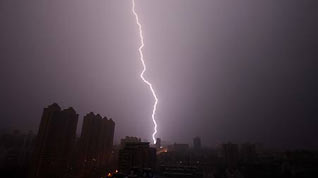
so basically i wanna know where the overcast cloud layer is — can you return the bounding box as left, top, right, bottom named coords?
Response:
left=0, top=0, right=317, bottom=148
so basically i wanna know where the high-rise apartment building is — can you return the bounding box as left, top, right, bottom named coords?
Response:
left=79, top=112, right=115, bottom=168
left=193, top=137, right=202, bottom=150
left=31, top=103, right=78, bottom=178
left=118, top=142, right=156, bottom=174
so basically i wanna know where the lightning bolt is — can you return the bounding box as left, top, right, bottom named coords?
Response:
left=132, top=0, right=158, bottom=144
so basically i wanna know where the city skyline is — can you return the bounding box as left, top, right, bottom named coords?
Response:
left=0, top=102, right=317, bottom=177
left=0, top=0, right=317, bottom=177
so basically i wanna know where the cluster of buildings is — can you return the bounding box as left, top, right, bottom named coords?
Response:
left=27, top=103, right=115, bottom=178
left=0, top=130, right=34, bottom=177
left=1, top=103, right=318, bottom=178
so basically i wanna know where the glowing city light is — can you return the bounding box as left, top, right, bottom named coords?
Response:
left=131, top=0, right=158, bottom=144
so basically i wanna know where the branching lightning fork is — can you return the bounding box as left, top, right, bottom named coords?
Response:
left=132, top=0, right=158, bottom=144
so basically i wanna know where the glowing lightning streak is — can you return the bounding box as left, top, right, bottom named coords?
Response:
left=132, top=0, right=158, bottom=144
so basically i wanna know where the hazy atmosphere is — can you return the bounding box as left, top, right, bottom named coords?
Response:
left=1, top=0, right=317, bottom=148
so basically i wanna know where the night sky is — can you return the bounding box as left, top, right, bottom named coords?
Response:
left=0, top=0, right=317, bottom=149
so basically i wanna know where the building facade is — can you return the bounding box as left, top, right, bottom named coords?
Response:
left=193, top=137, right=202, bottom=150
left=79, top=112, right=115, bottom=168
left=31, top=103, right=78, bottom=178
left=118, top=142, right=156, bottom=174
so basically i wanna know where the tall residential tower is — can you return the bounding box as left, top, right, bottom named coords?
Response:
left=79, top=112, right=115, bottom=168
left=31, top=103, right=78, bottom=178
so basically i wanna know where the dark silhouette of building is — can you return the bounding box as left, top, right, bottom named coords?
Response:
left=0, top=130, right=35, bottom=178
left=193, top=137, right=201, bottom=150
left=30, top=103, right=78, bottom=178
left=221, top=143, right=239, bottom=168
left=240, top=143, right=257, bottom=162
left=120, top=136, right=141, bottom=148
left=79, top=112, right=115, bottom=168
left=159, top=165, right=203, bottom=178
left=118, top=142, right=156, bottom=174
left=156, top=138, right=161, bottom=149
